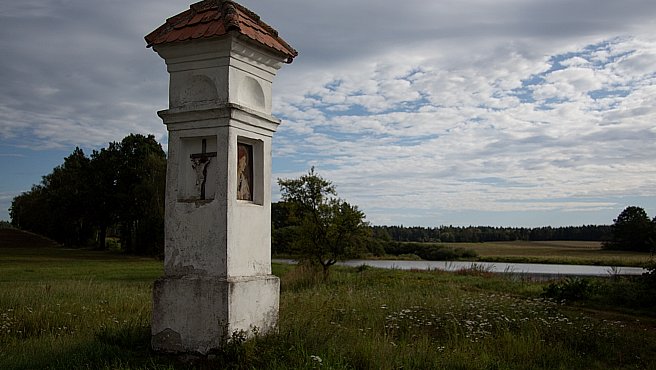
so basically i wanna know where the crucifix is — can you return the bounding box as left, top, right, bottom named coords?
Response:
left=190, top=138, right=217, bottom=200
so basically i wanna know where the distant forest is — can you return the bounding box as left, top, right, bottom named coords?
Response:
left=370, top=224, right=612, bottom=243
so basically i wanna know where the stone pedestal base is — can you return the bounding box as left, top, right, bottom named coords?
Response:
left=151, top=275, right=280, bottom=354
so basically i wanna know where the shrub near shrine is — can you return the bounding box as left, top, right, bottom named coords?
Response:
left=277, top=168, right=369, bottom=275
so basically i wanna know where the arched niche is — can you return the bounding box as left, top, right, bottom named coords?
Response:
left=180, top=75, right=219, bottom=105
left=237, top=76, right=265, bottom=110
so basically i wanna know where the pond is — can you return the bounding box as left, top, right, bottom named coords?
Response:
left=273, top=259, right=647, bottom=277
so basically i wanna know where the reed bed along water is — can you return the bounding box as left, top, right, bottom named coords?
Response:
left=1, top=247, right=655, bottom=369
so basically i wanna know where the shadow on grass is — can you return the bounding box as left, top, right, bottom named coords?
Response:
left=9, top=325, right=297, bottom=370
left=6, top=325, right=174, bottom=370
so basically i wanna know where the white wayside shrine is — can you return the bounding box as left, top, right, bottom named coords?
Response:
left=145, top=0, right=297, bottom=354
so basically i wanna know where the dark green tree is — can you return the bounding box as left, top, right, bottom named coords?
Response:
left=9, top=134, right=167, bottom=255
left=41, top=148, right=93, bottom=246
left=278, top=168, right=369, bottom=275
left=603, top=206, right=655, bottom=252
left=114, top=134, right=166, bottom=255
left=271, top=201, right=296, bottom=254
left=88, top=143, right=122, bottom=250
left=10, top=185, right=49, bottom=235
left=10, top=148, right=93, bottom=246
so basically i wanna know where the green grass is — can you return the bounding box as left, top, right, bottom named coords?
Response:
left=442, top=240, right=653, bottom=267
left=1, top=245, right=656, bottom=369
left=0, top=246, right=162, bottom=282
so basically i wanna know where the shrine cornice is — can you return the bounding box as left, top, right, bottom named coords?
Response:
left=158, top=103, right=281, bottom=135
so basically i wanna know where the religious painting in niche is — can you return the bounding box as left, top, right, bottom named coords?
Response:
left=237, top=143, right=253, bottom=201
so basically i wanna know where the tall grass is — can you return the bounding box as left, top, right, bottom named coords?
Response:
left=271, top=267, right=653, bottom=369
left=1, top=247, right=655, bottom=369
left=0, top=279, right=161, bottom=369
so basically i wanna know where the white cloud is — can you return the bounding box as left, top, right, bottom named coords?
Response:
left=1, top=0, right=656, bottom=225
left=272, top=35, right=656, bottom=225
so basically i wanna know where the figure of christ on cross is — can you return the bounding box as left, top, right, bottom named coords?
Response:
left=190, top=139, right=217, bottom=200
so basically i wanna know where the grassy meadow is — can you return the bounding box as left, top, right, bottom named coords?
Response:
left=1, top=239, right=656, bottom=369
left=444, top=240, right=653, bottom=267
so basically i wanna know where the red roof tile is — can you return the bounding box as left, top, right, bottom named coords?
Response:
left=145, top=0, right=298, bottom=63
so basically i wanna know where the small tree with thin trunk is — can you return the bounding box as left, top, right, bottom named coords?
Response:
left=278, top=167, right=369, bottom=276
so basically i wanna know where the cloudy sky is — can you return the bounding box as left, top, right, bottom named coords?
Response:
left=1, top=0, right=655, bottom=227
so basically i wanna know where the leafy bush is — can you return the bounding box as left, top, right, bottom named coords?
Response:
left=642, top=261, right=656, bottom=287
left=542, top=272, right=656, bottom=310
left=364, top=236, right=387, bottom=256
left=542, top=278, right=597, bottom=301
left=384, top=241, right=478, bottom=261
left=596, top=277, right=656, bottom=309
left=105, top=237, right=121, bottom=252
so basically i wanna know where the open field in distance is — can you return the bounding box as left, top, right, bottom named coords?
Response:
left=442, top=240, right=653, bottom=267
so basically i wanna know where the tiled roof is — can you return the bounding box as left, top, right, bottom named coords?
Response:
left=145, top=0, right=298, bottom=63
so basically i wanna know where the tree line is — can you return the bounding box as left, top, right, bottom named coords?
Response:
left=9, top=134, right=166, bottom=255
left=370, top=224, right=613, bottom=243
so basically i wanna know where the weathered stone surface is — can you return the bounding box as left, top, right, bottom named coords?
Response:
left=147, top=1, right=294, bottom=355
left=152, top=275, right=280, bottom=354
left=151, top=328, right=183, bottom=353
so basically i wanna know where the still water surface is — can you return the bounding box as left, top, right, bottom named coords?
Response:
left=274, top=259, right=646, bottom=277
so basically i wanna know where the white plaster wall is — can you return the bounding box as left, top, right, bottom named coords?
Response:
left=229, top=39, right=280, bottom=115
left=225, top=126, right=273, bottom=277
left=169, top=68, right=228, bottom=109
left=227, top=276, right=280, bottom=334
left=156, top=38, right=283, bottom=116
left=163, top=115, right=277, bottom=278
left=228, top=203, right=271, bottom=276
left=153, top=33, right=286, bottom=354
left=229, top=65, right=273, bottom=114
left=152, top=276, right=228, bottom=353
left=164, top=127, right=230, bottom=277
left=152, top=275, right=279, bottom=354
left=165, top=201, right=227, bottom=276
